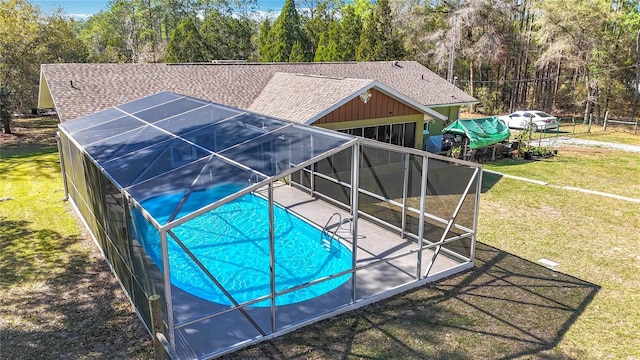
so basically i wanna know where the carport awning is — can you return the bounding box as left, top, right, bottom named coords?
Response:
left=443, top=116, right=511, bottom=149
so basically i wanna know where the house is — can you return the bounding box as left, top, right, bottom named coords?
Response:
left=38, top=61, right=477, bottom=151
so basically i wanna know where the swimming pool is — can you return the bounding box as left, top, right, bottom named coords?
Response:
left=133, top=184, right=353, bottom=307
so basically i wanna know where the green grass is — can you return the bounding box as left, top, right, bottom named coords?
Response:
left=0, top=152, right=78, bottom=283
left=0, top=119, right=151, bottom=359
left=517, top=122, right=640, bottom=146
left=478, top=176, right=640, bottom=358
left=569, top=129, right=640, bottom=145
left=2, top=118, right=639, bottom=359
left=483, top=147, right=640, bottom=199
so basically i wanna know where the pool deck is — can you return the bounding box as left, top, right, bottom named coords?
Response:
left=170, top=183, right=472, bottom=359
left=258, top=183, right=462, bottom=278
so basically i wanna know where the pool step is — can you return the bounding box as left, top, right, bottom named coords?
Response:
left=321, top=237, right=334, bottom=251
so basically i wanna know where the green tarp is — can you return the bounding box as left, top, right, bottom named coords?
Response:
left=442, top=116, right=511, bottom=149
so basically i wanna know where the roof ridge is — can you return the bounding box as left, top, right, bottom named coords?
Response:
left=273, top=72, right=374, bottom=82
left=167, top=61, right=361, bottom=66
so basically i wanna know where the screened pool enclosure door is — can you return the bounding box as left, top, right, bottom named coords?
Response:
left=58, top=91, right=481, bottom=359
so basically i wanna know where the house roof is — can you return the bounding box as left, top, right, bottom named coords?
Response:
left=247, top=73, right=447, bottom=124
left=39, top=61, right=477, bottom=122
left=248, top=73, right=374, bottom=123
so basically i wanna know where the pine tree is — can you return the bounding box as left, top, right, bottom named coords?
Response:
left=257, top=19, right=274, bottom=62
left=166, top=17, right=208, bottom=62
left=338, top=5, right=363, bottom=61
left=356, top=0, right=404, bottom=61
left=373, top=0, right=403, bottom=60
left=314, top=4, right=364, bottom=62
left=201, top=10, right=255, bottom=60
left=258, top=0, right=311, bottom=62
left=289, top=41, right=306, bottom=62
left=356, top=13, right=377, bottom=61
left=314, top=20, right=338, bottom=61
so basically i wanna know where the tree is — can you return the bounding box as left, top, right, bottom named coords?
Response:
left=289, top=41, right=306, bottom=62
left=129, top=0, right=163, bottom=63
left=0, top=0, right=41, bottom=112
left=301, top=0, right=341, bottom=59
left=0, top=85, right=12, bottom=134
left=158, top=0, right=194, bottom=39
left=166, top=17, right=208, bottom=62
left=387, top=0, right=428, bottom=60
left=356, top=0, right=404, bottom=61
left=0, top=0, right=87, bottom=113
left=314, top=20, right=340, bottom=61
left=534, top=0, right=613, bottom=122
left=338, top=4, right=364, bottom=60
left=79, top=1, right=136, bottom=62
left=201, top=9, right=255, bottom=60
left=42, top=14, right=88, bottom=63
left=373, top=0, right=404, bottom=59
left=258, top=0, right=311, bottom=62
left=314, top=3, right=363, bottom=61
left=78, top=0, right=201, bottom=63
left=356, top=7, right=377, bottom=61
left=631, top=30, right=640, bottom=123
left=257, top=19, right=275, bottom=62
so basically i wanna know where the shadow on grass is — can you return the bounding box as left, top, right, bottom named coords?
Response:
left=0, top=117, right=59, bottom=157
left=0, top=149, right=60, bottom=180
left=0, top=217, right=83, bottom=285
left=12, top=116, right=60, bottom=129
left=481, top=170, right=503, bottom=192
left=0, top=145, right=58, bottom=158
left=228, top=242, right=598, bottom=359
left=0, top=217, right=152, bottom=359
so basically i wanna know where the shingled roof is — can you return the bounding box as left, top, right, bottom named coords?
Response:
left=247, top=73, right=445, bottom=124
left=39, top=61, right=477, bottom=122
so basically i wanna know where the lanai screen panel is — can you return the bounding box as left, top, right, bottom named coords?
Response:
left=59, top=91, right=354, bottom=227
left=57, top=91, right=358, bottom=351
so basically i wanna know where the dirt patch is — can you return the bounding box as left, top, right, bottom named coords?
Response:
left=555, top=145, right=618, bottom=155
left=0, top=117, right=59, bottom=156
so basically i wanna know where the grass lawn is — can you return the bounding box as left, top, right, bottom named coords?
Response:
left=517, top=122, right=640, bottom=145
left=1, top=118, right=639, bottom=359
left=0, top=118, right=152, bottom=359
left=557, top=122, right=640, bottom=145
left=484, top=147, right=640, bottom=199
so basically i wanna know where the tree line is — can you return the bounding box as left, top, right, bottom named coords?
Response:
left=1, top=0, right=639, bottom=133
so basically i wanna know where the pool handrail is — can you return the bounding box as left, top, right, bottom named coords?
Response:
left=321, top=213, right=353, bottom=252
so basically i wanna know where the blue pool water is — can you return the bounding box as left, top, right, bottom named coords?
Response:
left=134, top=184, right=352, bottom=307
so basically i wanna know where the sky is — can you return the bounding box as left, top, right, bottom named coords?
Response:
left=31, top=1, right=288, bottom=18
left=32, top=0, right=109, bottom=17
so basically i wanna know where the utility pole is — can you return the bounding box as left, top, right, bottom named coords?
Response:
left=452, top=76, right=458, bottom=98
left=447, top=12, right=457, bottom=83
left=630, top=30, right=640, bottom=134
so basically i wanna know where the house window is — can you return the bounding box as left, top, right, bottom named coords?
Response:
left=363, top=126, right=376, bottom=140
left=404, top=122, right=416, bottom=148
left=338, top=122, right=416, bottom=148
left=391, top=124, right=403, bottom=145
left=377, top=125, right=391, bottom=142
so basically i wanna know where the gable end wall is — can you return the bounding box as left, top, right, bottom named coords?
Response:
left=315, top=89, right=421, bottom=125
